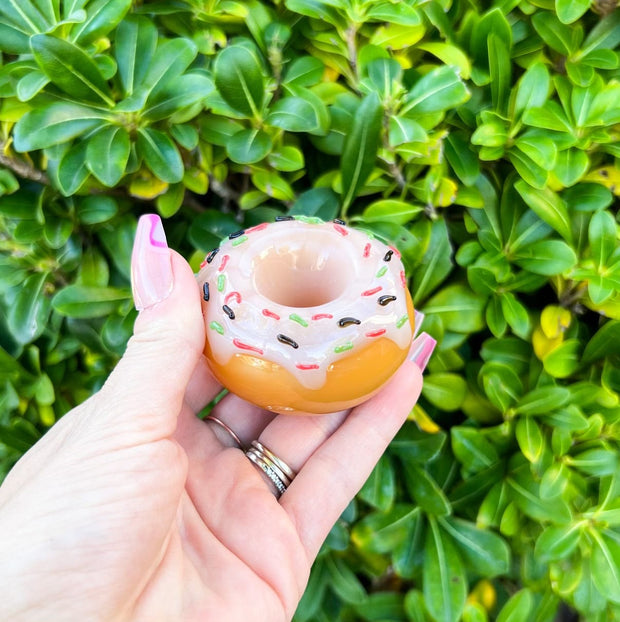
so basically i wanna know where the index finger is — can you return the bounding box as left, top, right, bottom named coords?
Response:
left=281, top=358, right=424, bottom=560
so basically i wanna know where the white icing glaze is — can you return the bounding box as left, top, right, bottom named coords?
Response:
left=197, top=219, right=413, bottom=390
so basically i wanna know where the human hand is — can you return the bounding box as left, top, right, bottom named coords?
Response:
left=0, top=215, right=435, bottom=622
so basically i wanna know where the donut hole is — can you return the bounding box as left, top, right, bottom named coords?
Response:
left=253, top=242, right=349, bottom=308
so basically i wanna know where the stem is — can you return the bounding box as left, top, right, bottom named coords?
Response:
left=0, top=141, right=49, bottom=185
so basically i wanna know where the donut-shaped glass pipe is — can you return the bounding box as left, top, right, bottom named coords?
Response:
left=197, top=218, right=415, bottom=415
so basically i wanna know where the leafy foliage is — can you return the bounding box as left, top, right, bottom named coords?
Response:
left=1, top=0, right=619, bottom=620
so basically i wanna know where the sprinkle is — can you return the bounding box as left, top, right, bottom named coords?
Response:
left=229, top=229, right=245, bottom=239
left=312, top=313, right=333, bottom=320
left=333, top=223, right=348, bottom=236
left=200, top=259, right=208, bottom=269
left=218, top=255, right=229, bottom=272
left=400, top=270, right=407, bottom=288
left=246, top=223, right=269, bottom=234
left=233, top=339, right=263, bottom=355
left=232, top=235, right=248, bottom=247
left=396, top=315, right=409, bottom=329
left=338, top=317, right=361, bottom=327
left=333, top=218, right=346, bottom=225
left=389, top=245, right=401, bottom=258
left=275, top=215, right=295, bottom=221
left=217, top=274, right=226, bottom=292
left=383, top=250, right=394, bottom=262
left=262, top=309, right=281, bottom=320
left=366, top=328, right=387, bottom=338
left=225, top=291, right=242, bottom=305
left=363, top=243, right=371, bottom=258
left=277, top=334, right=299, bottom=349
left=209, top=321, right=224, bottom=335
left=289, top=313, right=309, bottom=327
left=334, top=342, right=354, bottom=353
left=202, top=282, right=210, bottom=301
left=206, top=247, right=219, bottom=263
left=376, top=266, right=388, bottom=278
left=296, top=363, right=320, bottom=370
left=378, top=295, right=397, bottom=306
left=296, top=215, right=324, bottom=224
left=362, top=286, right=382, bottom=297
left=223, top=304, right=235, bottom=319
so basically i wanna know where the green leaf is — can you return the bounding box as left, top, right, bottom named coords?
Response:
left=71, top=0, right=132, bottom=44
left=13, top=102, right=107, bottom=152
left=268, top=146, right=304, bottom=172
left=403, top=65, right=469, bottom=114
left=440, top=517, right=510, bottom=577
left=214, top=43, right=266, bottom=118
left=515, top=180, right=572, bottom=242
left=423, top=373, right=467, bottom=412
left=227, top=128, right=272, bottom=164
left=424, top=283, right=486, bottom=333
left=57, top=140, right=90, bottom=196
left=591, top=532, right=620, bottom=604
left=556, top=0, right=590, bottom=24
left=52, top=285, right=130, bottom=318
left=137, top=128, right=184, bottom=183
left=143, top=74, right=213, bottom=122
left=500, top=292, right=530, bottom=338
left=553, top=148, right=589, bottom=186
left=358, top=454, right=396, bottom=511
left=388, top=116, right=427, bottom=146
left=583, top=320, right=620, bottom=363
left=31, top=34, right=113, bottom=106
left=480, top=361, right=523, bottom=412
left=512, top=240, right=577, bottom=275
left=352, top=504, right=419, bottom=553
left=532, top=12, right=578, bottom=55
left=77, top=196, right=118, bottom=225
left=86, top=125, right=131, bottom=187
left=514, top=62, right=550, bottom=120
left=360, top=199, right=423, bottom=225
left=7, top=273, right=51, bottom=345
left=451, top=426, right=500, bottom=471
left=488, top=34, right=511, bottom=114
left=267, top=96, right=321, bottom=132
left=516, top=416, right=545, bottom=463
left=569, top=448, right=619, bottom=476
left=580, top=12, right=620, bottom=56
left=340, top=92, right=382, bottom=213
left=423, top=518, right=466, bottom=622
left=325, top=555, right=367, bottom=605
left=141, top=38, right=197, bottom=97
left=515, top=386, right=571, bottom=416
left=496, top=589, right=533, bottom=622
left=405, top=464, right=451, bottom=516
left=563, top=182, right=613, bottom=213
left=283, top=56, right=324, bottom=87
left=252, top=170, right=294, bottom=201
left=445, top=133, right=480, bottom=186
left=589, top=210, right=616, bottom=269
left=290, top=188, right=339, bottom=220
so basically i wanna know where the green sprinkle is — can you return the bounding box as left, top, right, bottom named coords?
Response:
left=376, top=266, right=388, bottom=278
left=295, top=215, right=323, bottom=224
left=217, top=274, right=226, bottom=292
left=396, top=314, right=409, bottom=329
left=209, top=321, right=224, bottom=335
left=289, top=313, right=308, bottom=327
left=232, top=235, right=248, bottom=246
left=334, top=342, right=354, bottom=353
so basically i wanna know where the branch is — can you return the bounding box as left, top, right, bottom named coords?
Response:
left=0, top=141, right=49, bottom=185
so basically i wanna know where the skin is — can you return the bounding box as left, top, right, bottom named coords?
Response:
left=0, top=252, right=423, bottom=622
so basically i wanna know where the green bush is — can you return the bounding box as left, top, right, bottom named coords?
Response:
left=1, top=0, right=620, bottom=620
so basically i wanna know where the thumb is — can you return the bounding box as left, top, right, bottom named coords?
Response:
left=95, top=214, right=206, bottom=440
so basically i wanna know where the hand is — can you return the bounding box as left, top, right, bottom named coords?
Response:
left=0, top=215, right=434, bottom=622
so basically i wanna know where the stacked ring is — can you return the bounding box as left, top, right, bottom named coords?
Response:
left=245, top=441, right=296, bottom=498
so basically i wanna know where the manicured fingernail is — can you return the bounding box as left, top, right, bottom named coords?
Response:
left=412, top=310, right=425, bottom=339
left=131, top=214, right=173, bottom=311
left=409, top=332, right=436, bottom=372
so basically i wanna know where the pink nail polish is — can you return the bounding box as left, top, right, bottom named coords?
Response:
left=412, top=310, right=425, bottom=339
left=131, top=214, right=173, bottom=311
left=409, top=332, right=436, bottom=372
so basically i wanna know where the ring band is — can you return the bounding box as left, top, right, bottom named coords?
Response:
left=245, top=441, right=296, bottom=498
left=205, top=415, right=243, bottom=448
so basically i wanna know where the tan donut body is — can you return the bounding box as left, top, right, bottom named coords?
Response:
left=197, top=218, right=415, bottom=415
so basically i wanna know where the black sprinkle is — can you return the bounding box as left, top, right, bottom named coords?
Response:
left=383, top=250, right=394, bottom=262
left=333, top=218, right=346, bottom=225
left=202, top=282, right=210, bottom=301
left=277, top=334, right=299, bottom=349
left=206, top=247, right=220, bottom=263
left=378, top=295, right=397, bottom=306
left=275, top=215, right=295, bottom=221
left=338, top=317, right=361, bottom=327
left=223, top=305, right=235, bottom=320
left=229, top=229, right=245, bottom=239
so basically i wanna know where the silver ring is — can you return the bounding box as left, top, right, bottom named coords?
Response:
left=245, top=442, right=296, bottom=498
left=205, top=415, right=243, bottom=448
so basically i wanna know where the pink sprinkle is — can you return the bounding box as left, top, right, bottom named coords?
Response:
left=389, top=245, right=401, bottom=259
left=296, top=363, right=320, bottom=370
left=366, top=329, right=387, bottom=338
left=200, top=260, right=208, bottom=269
left=311, top=313, right=333, bottom=320
left=225, top=291, right=242, bottom=305
left=246, top=223, right=269, bottom=234
left=233, top=339, right=263, bottom=355
left=218, top=254, right=229, bottom=272
left=262, top=309, right=281, bottom=320
left=363, top=243, right=371, bottom=258
left=400, top=270, right=407, bottom=288
left=362, top=286, right=382, bottom=296
left=333, top=224, right=348, bottom=237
